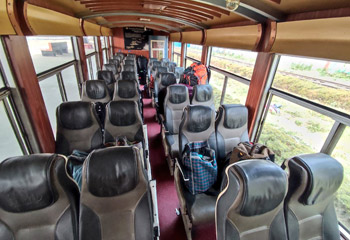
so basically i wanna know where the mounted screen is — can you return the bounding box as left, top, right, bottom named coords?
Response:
left=124, top=27, right=153, bottom=50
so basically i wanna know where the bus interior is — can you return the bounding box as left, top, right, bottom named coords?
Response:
left=0, top=0, right=350, bottom=239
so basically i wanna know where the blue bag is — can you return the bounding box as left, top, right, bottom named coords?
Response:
left=181, top=141, right=217, bottom=195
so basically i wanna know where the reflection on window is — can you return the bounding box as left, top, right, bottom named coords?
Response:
left=223, top=79, right=249, bottom=105
left=27, top=36, right=74, bottom=74
left=259, top=95, right=334, bottom=165
left=210, top=47, right=257, bottom=80
left=173, top=42, right=181, bottom=53
left=332, top=127, right=350, bottom=230
left=39, top=76, right=63, bottom=134
left=209, top=71, right=225, bottom=109
left=186, top=44, right=202, bottom=61
left=84, top=36, right=95, bottom=55
left=61, top=66, right=80, bottom=101
left=0, top=101, right=23, bottom=161
left=273, top=56, right=350, bottom=114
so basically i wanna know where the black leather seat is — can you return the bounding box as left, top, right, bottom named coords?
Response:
left=112, top=80, right=142, bottom=115
left=104, top=100, right=144, bottom=144
left=97, top=70, right=116, bottom=95
left=174, top=67, right=184, bottom=82
left=124, top=59, right=135, bottom=66
left=283, top=153, right=343, bottom=240
left=0, top=154, right=80, bottom=240
left=104, top=63, right=118, bottom=76
left=55, top=101, right=103, bottom=155
left=120, top=71, right=138, bottom=82
left=191, top=84, right=215, bottom=110
left=79, top=146, right=154, bottom=240
left=155, top=72, right=176, bottom=105
left=81, top=80, right=111, bottom=103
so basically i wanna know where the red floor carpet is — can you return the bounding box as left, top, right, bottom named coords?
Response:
left=143, top=98, right=216, bottom=240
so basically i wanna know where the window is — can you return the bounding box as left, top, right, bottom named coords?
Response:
left=223, top=79, right=249, bottom=105
left=173, top=53, right=180, bottom=66
left=87, top=55, right=98, bottom=80
left=186, top=58, right=195, bottom=68
left=27, top=36, right=75, bottom=74
left=332, top=127, right=350, bottom=230
left=100, top=36, right=106, bottom=49
left=39, top=75, right=63, bottom=134
left=259, top=95, right=334, bottom=165
left=186, top=44, right=202, bottom=61
left=209, top=71, right=225, bottom=109
left=61, top=66, right=80, bottom=101
left=84, top=36, right=96, bottom=55
left=273, top=56, right=350, bottom=113
left=173, top=42, right=181, bottom=53
left=210, top=47, right=257, bottom=79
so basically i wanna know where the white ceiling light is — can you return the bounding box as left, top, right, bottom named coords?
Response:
left=226, top=0, right=240, bottom=11
left=139, top=18, right=151, bottom=22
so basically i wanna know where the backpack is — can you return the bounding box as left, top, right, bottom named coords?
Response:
left=180, top=62, right=209, bottom=86
left=229, top=142, right=275, bottom=164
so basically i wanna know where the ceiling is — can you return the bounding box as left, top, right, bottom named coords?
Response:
left=30, top=0, right=350, bottom=33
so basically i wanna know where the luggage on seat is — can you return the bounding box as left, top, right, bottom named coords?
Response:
left=216, top=160, right=288, bottom=240
left=0, top=154, right=80, bottom=240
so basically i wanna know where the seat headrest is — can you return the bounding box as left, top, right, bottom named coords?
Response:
left=86, top=147, right=139, bottom=197
left=121, top=71, right=136, bottom=81
left=168, top=85, right=188, bottom=104
left=0, top=154, right=59, bottom=213
left=58, top=101, right=93, bottom=130
left=161, top=58, right=169, bottom=62
left=124, top=60, right=134, bottom=66
left=152, top=61, right=162, bottom=70
left=108, top=101, right=138, bottom=126
left=231, top=160, right=287, bottom=216
left=222, top=104, right=248, bottom=129
left=290, top=153, right=343, bottom=205
left=193, top=84, right=213, bottom=102
left=85, top=80, right=108, bottom=100
left=123, top=65, right=135, bottom=72
left=104, top=64, right=117, bottom=74
left=160, top=73, right=176, bottom=86
left=156, top=67, right=168, bottom=77
left=117, top=80, right=137, bottom=98
left=97, top=70, right=115, bottom=85
left=185, top=105, right=214, bottom=133
left=174, top=67, right=184, bottom=77
left=109, top=59, right=119, bottom=66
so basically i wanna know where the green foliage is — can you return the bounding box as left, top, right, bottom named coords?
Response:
left=318, top=68, right=350, bottom=80
left=306, top=121, right=326, bottom=133
left=295, top=120, right=302, bottom=126
left=291, top=63, right=313, bottom=71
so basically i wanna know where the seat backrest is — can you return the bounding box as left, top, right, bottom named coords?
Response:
left=155, top=72, right=176, bottom=98
left=155, top=67, right=168, bottom=79
left=120, top=71, right=137, bottom=81
left=174, top=67, right=184, bottom=80
left=167, top=62, right=177, bottom=73
left=97, top=70, right=115, bottom=85
left=79, top=146, right=153, bottom=240
left=56, top=101, right=103, bottom=155
left=109, top=59, right=119, bottom=67
left=215, top=104, right=249, bottom=161
left=191, top=84, right=215, bottom=110
left=283, top=153, right=343, bottom=240
left=137, top=56, right=148, bottom=70
left=113, top=79, right=140, bottom=102
left=164, top=84, right=190, bottom=134
left=124, top=59, right=135, bottom=66
left=151, top=61, right=162, bottom=72
left=81, top=80, right=111, bottom=103
left=104, top=100, right=144, bottom=144
left=0, top=154, right=80, bottom=240
left=122, top=64, right=136, bottom=72
left=216, top=160, right=288, bottom=240
left=104, top=64, right=118, bottom=75
left=179, top=105, right=216, bottom=155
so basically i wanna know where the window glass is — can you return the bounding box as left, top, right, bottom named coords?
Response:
left=259, top=95, right=334, bottom=165
left=332, top=127, right=350, bottom=230
left=273, top=56, right=350, bottom=114
left=186, top=59, right=194, bottom=68
left=100, top=36, right=106, bottom=49
left=61, top=66, right=80, bottom=101
left=0, top=73, right=4, bottom=89
left=39, top=76, right=63, bottom=134
left=0, top=101, right=23, bottom=161
left=84, top=36, right=96, bottom=55
left=173, top=53, right=180, bottom=66
left=27, top=36, right=74, bottom=74
left=209, top=71, right=225, bottom=109
left=186, top=44, right=202, bottom=61
left=91, top=55, right=98, bottom=77
left=173, top=42, right=181, bottom=53
left=210, top=47, right=257, bottom=80
left=103, top=50, right=107, bottom=65
left=223, top=79, right=249, bottom=105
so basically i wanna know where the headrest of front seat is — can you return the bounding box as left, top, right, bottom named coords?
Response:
left=86, top=147, right=139, bottom=197
left=82, top=80, right=110, bottom=102
left=109, top=59, right=119, bottom=66
left=107, top=101, right=139, bottom=126
left=116, top=80, right=137, bottom=98
left=228, top=160, right=288, bottom=216
left=174, top=67, right=184, bottom=78
left=160, top=72, right=176, bottom=86
left=0, top=154, right=60, bottom=213
left=183, top=105, right=214, bottom=133
left=156, top=67, right=168, bottom=78
left=151, top=62, right=162, bottom=70
left=104, top=64, right=117, bottom=75
left=123, top=65, right=135, bottom=72
left=121, top=71, right=136, bottom=81
left=192, top=84, right=213, bottom=103
left=57, top=101, right=95, bottom=130
left=97, top=70, right=115, bottom=85
left=124, top=60, right=134, bottom=66
left=221, top=104, right=248, bottom=129
left=289, top=153, right=343, bottom=205
left=168, top=84, right=188, bottom=104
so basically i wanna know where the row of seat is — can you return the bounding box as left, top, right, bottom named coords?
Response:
left=0, top=146, right=159, bottom=240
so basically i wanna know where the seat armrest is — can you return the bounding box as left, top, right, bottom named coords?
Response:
left=150, top=180, right=160, bottom=238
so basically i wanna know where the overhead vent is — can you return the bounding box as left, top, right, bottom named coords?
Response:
left=143, top=4, right=166, bottom=10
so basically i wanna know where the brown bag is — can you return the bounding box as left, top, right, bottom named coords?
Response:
left=229, top=142, right=275, bottom=164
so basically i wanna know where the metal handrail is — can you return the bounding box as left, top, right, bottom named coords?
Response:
left=37, top=60, right=77, bottom=81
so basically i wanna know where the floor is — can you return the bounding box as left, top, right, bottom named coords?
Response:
left=143, top=98, right=216, bottom=240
